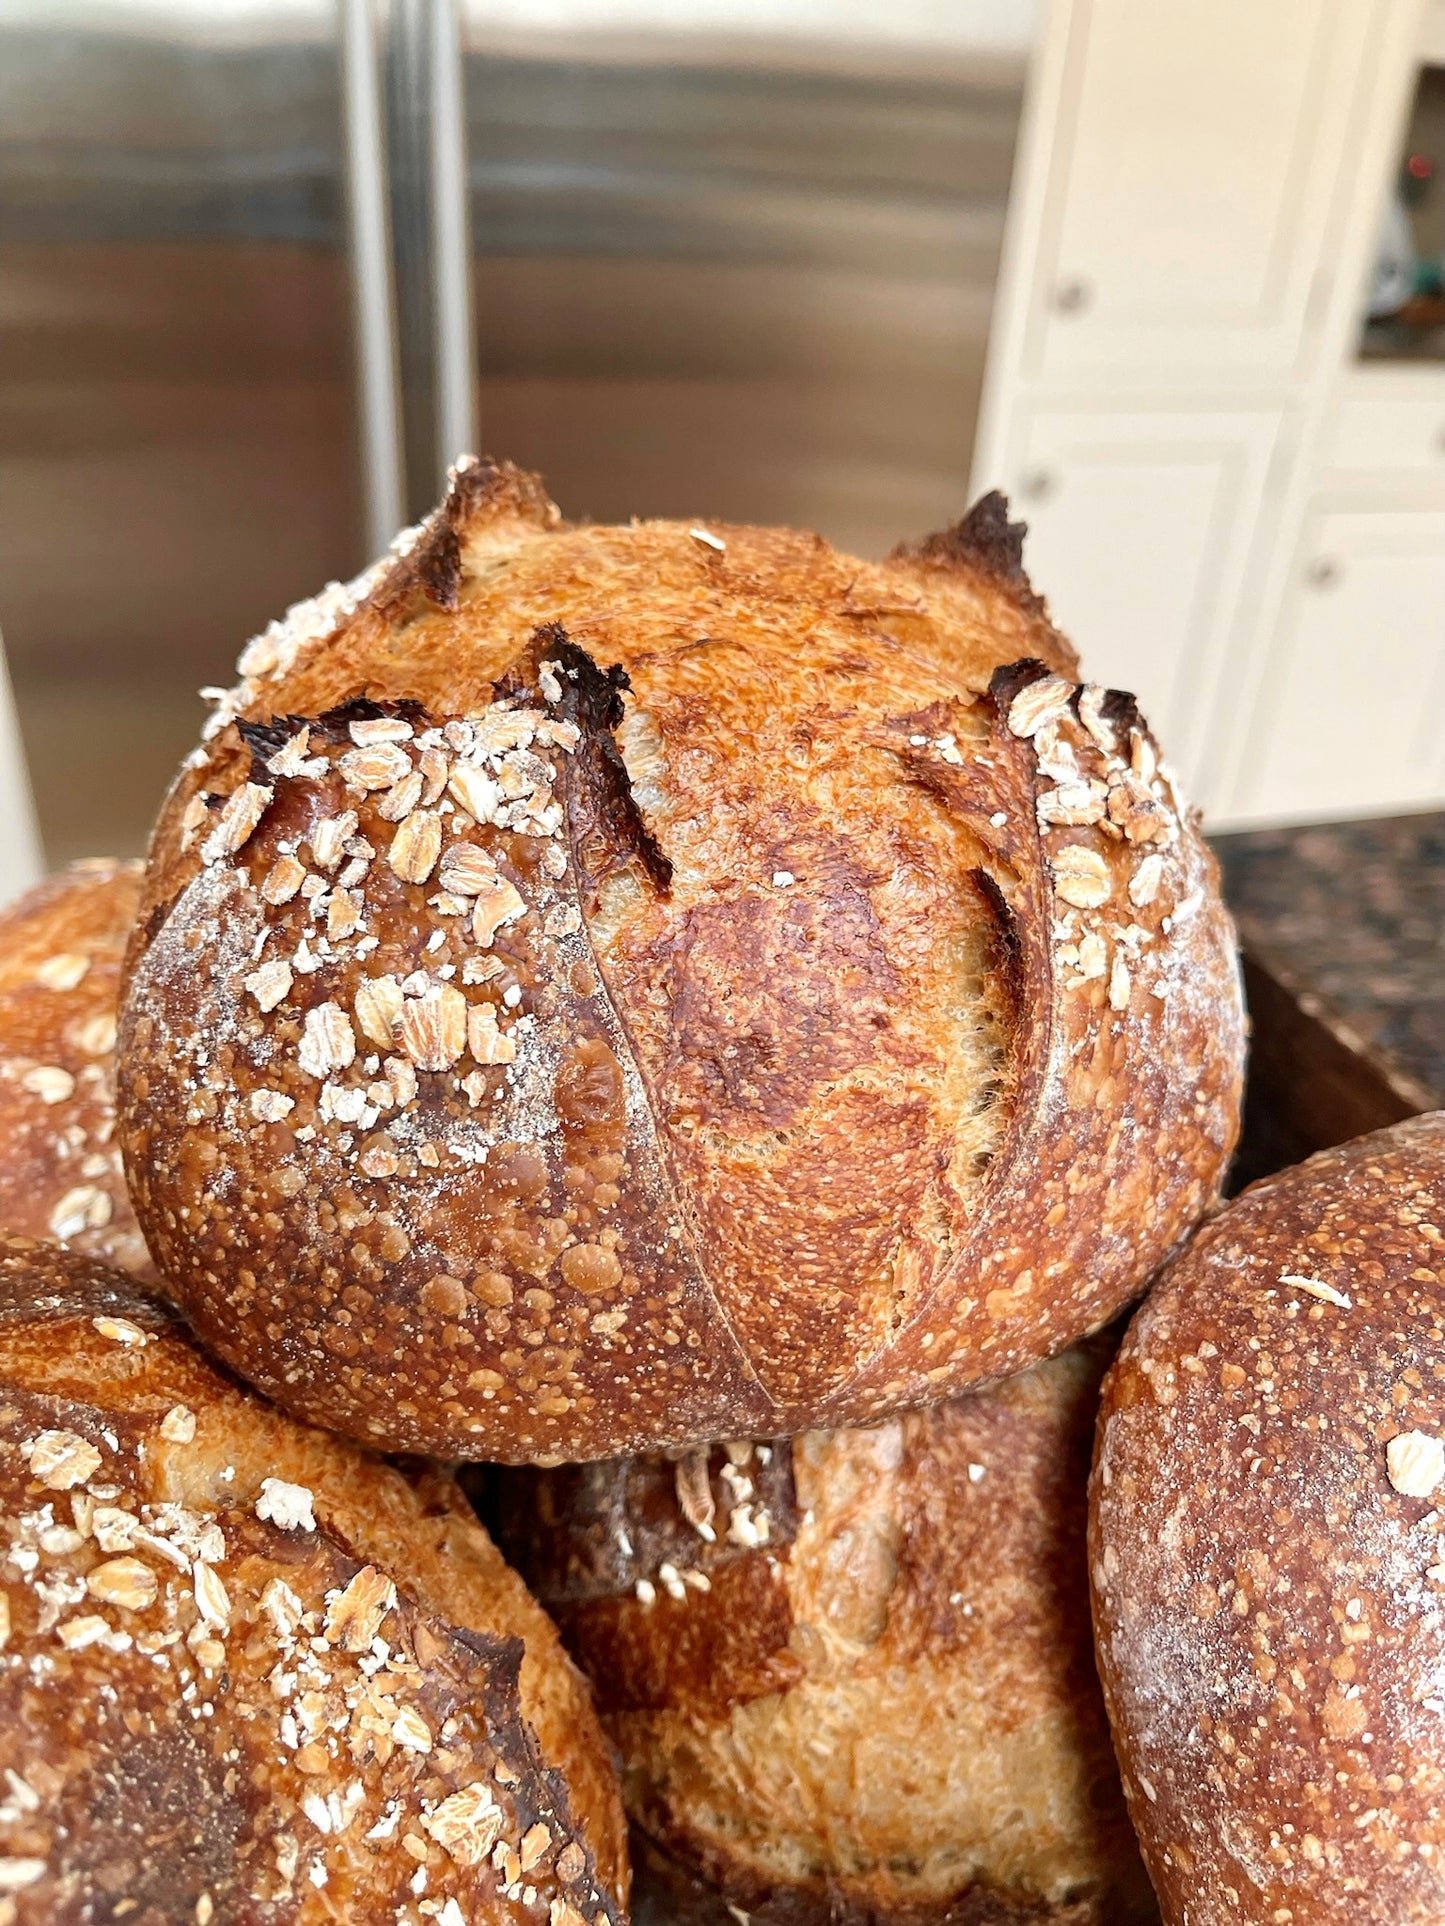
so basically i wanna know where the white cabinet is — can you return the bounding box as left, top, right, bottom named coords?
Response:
left=1320, top=369, right=1445, bottom=480
left=976, top=0, right=1436, bottom=828
left=1021, top=0, right=1378, bottom=386
left=1234, top=507, right=1445, bottom=824
left=1002, top=407, right=1283, bottom=797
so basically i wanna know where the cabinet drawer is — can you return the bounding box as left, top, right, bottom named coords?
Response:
left=1235, top=506, right=1445, bottom=823
left=1001, top=406, right=1283, bottom=803
left=1322, top=380, right=1445, bottom=477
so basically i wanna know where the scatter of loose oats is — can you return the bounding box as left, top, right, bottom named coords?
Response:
left=447, top=762, right=501, bottom=825
left=353, top=974, right=405, bottom=1050
left=1108, top=954, right=1131, bottom=1012
left=159, top=1405, right=197, bottom=1444
left=1051, top=843, right=1111, bottom=910
left=192, top=1560, right=231, bottom=1630
left=92, top=1317, right=148, bottom=1348
left=675, top=1450, right=716, bottom=1538
left=421, top=1784, right=503, bottom=1865
left=73, top=1011, right=117, bottom=1056
left=471, top=876, right=525, bottom=947
left=26, top=1430, right=102, bottom=1491
left=1037, top=781, right=1107, bottom=828
left=1386, top=1430, right=1445, bottom=1499
left=256, top=1478, right=316, bottom=1533
left=21, top=1064, right=75, bottom=1106
left=326, top=1564, right=396, bottom=1650
left=1129, top=852, right=1165, bottom=908
left=1280, top=1273, right=1351, bottom=1310
left=519, top=1822, right=551, bottom=1872
left=349, top=716, right=413, bottom=746
left=56, top=1615, right=109, bottom=1651
left=265, top=726, right=313, bottom=777
left=399, top=982, right=468, bottom=1071
left=1077, top=684, right=1117, bottom=755
left=1007, top=676, right=1072, bottom=739
left=260, top=854, right=307, bottom=905
left=438, top=844, right=498, bottom=897
left=298, top=1001, right=357, bottom=1079
left=34, top=952, right=90, bottom=992
left=390, top=1704, right=432, bottom=1754
left=87, top=1556, right=158, bottom=1611
left=340, top=743, right=412, bottom=792
left=389, top=808, right=444, bottom=884
left=201, top=782, right=273, bottom=863
left=245, top=959, right=293, bottom=1013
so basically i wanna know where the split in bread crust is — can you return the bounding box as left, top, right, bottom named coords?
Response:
left=118, top=457, right=1245, bottom=1461
left=0, top=1234, right=628, bottom=1921
left=1091, top=1112, right=1445, bottom=1923
left=486, top=1339, right=1156, bottom=1923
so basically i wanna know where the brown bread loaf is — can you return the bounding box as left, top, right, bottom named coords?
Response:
left=0, top=1234, right=628, bottom=1921
left=487, top=1339, right=1157, bottom=1924
left=117, top=456, right=1244, bottom=1461
left=0, top=861, right=151, bottom=1278
left=1091, top=1112, right=1445, bottom=1923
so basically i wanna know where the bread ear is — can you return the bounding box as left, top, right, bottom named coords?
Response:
left=373, top=456, right=564, bottom=618
left=891, top=490, right=1082, bottom=678
left=892, top=488, right=1031, bottom=584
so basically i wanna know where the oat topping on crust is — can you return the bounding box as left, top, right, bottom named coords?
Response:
left=0, top=1243, right=624, bottom=1925
left=119, top=466, right=1243, bottom=1463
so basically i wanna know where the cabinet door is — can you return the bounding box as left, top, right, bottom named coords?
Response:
left=1004, top=407, right=1284, bottom=803
left=1321, top=372, right=1445, bottom=481
left=1024, top=0, right=1376, bottom=384
left=1234, top=508, right=1445, bottom=824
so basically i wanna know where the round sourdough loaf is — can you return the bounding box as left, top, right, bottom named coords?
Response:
left=1091, top=1112, right=1445, bottom=1924
left=117, top=456, right=1243, bottom=1461
left=0, top=861, right=152, bottom=1278
left=0, top=1234, right=628, bottom=1921
left=486, top=1339, right=1156, bottom=1924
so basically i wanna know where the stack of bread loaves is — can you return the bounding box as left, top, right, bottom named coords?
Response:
left=2, top=450, right=1338, bottom=1925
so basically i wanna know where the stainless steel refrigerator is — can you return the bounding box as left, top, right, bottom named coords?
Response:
left=0, top=0, right=1030, bottom=864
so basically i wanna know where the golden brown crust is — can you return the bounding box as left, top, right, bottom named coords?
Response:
left=488, top=1342, right=1155, bottom=1924
left=0, top=1235, right=628, bottom=1921
left=1090, top=1112, right=1445, bottom=1924
left=0, top=863, right=152, bottom=1279
left=118, top=458, right=1244, bottom=1461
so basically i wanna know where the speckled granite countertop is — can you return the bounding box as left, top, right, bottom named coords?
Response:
left=1212, top=810, right=1445, bottom=1108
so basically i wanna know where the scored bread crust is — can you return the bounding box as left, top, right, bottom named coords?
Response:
left=118, top=456, right=1244, bottom=1461
left=485, top=1339, right=1156, bottom=1924
left=0, top=862, right=153, bottom=1279
left=0, top=1234, right=628, bottom=1920
left=1090, top=1112, right=1445, bottom=1924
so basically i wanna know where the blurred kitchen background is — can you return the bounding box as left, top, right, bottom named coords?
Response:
left=1, top=0, right=1443, bottom=893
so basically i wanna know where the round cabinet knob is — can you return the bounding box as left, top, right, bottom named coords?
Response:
left=1306, top=556, right=1340, bottom=590
left=1018, top=467, right=1056, bottom=502
left=1053, top=275, right=1092, bottom=316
